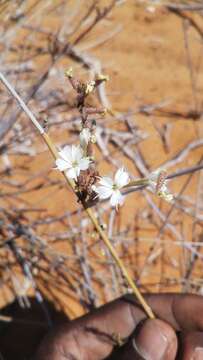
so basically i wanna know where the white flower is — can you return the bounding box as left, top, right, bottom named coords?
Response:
left=56, top=144, right=90, bottom=180
left=80, top=128, right=91, bottom=149
left=93, top=168, right=130, bottom=207
left=148, top=169, right=173, bottom=202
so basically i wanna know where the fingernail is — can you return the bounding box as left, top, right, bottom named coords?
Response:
left=132, top=332, right=168, bottom=360
left=192, top=348, right=203, bottom=360
left=131, top=319, right=177, bottom=360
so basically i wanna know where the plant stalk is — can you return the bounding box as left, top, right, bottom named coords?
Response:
left=0, top=71, right=155, bottom=319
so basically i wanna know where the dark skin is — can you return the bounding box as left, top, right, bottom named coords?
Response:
left=35, top=293, right=203, bottom=359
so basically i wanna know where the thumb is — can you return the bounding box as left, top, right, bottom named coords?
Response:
left=111, top=319, right=178, bottom=360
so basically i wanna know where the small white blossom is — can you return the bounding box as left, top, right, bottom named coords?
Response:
left=80, top=128, right=91, bottom=149
left=93, top=168, right=130, bottom=208
left=148, top=169, right=173, bottom=202
left=56, top=144, right=90, bottom=180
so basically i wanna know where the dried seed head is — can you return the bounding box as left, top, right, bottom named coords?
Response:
left=156, top=170, right=167, bottom=193
left=148, top=169, right=173, bottom=203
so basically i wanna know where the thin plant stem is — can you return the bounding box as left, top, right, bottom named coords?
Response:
left=0, top=71, right=154, bottom=319
left=125, top=164, right=203, bottom=190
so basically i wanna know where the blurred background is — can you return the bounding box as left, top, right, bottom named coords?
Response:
left=0, top=0, right=203, bottom=358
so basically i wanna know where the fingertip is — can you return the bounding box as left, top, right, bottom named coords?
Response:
left=133, top=319, right=177, bottom=360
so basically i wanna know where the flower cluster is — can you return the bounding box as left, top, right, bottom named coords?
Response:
left=56, top=71, right=173, bottom=208
left=56, top=141, right=130, bottom=207
left=56, top=141, right=173, bottom=207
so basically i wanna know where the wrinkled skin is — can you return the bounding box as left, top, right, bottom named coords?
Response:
left=35, top=293, right=203, bottom=359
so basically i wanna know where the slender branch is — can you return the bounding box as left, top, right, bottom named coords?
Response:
left=167, top=4, right=203, bottom=13
left=167, top=163, right=203, bottom=180
left=124, top=163, right=203, bottom=193
left=0, top=72, right=44, bottom=135
left=0, top=71, right=154, bottom=319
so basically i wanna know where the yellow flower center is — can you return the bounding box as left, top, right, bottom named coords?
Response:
left=72, top=161, right=78, bottom=168
left=112, top=183, right=118, bottom=190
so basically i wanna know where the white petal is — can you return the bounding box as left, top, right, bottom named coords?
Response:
left=56, top=158, right=70, bottom=171
left=59, top=146, right=72, bottom=163
left=79, top=158, right=90, bottom=171
left=75, top=166, right=81, bottom=178
left=110, top=190, right=123, bottom=207
left=99, top=176, right=113, bottom=188
left=115, top=168, right=129, bottom=188
left=73, top=145, right=83, bottom=162
left=66, top=167, right=78, bottom=180
left=94, top=185, right=113, bottom=199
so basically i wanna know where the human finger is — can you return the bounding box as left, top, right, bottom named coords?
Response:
left=108, top=318, right=177, bottom=360
left=36, top=293, right=203, bottom=359
left=177, top=331, right=203, bottom=360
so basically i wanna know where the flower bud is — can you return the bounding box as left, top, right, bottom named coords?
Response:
left=80, top=128, right=91, bottom=149
left=96, top=74, right=109, bottom=82
left=85, top=80, right=96, bottom=95
left=65, top=67, right=73, bottom=78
